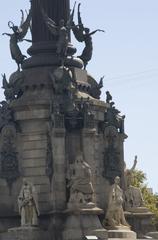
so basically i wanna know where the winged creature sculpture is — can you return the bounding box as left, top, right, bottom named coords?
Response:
left=41, top=2, right=76, bottom=66
left=72, top=4, right=105, bottom=69
left=1, top=73, right=23, bottom=102
left=3, top=9, right=32, bottom=71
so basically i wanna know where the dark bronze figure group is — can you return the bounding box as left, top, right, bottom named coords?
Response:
left=41, top=2, right=105, bottom=69
left=72, top=3, right=105, bottom=69
left=2, top=2, right=104, bottom=70
left=2, top=9, right=32, bottom=71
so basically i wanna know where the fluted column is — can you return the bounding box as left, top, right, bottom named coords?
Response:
left=31, top=0, right=70, bottom=43
left=24, top=0, right=82, bottom=69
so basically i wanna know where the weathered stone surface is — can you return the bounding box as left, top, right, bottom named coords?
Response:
left=22, top=167, right=46, bottom=176
left=7, top=226, right=50, bottom=240
left=21, top=159, right=46, bottom=168
left=146, top=232, right=158, bottom=239
left=63, top=210, right=108, bottom=240
left=108, top=229, right=136, bottom=239
left=126, top=211, right=155, bottom=238
left=22, top=140, right=47, bottom=150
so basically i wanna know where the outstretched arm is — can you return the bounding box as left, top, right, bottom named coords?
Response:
left=2, top=33, right=11, bottom=37
left=89, top=29, right=105, bottom=36
left=130, top=155, right=137, bottom=172
left=23, top=38, right=32, bottom=43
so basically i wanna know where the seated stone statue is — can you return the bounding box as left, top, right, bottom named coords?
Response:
left=105, top=176, right=129, bottom=228
left=68, top=153, right=94, bottom=208
left=124, top=185, right=144, bottom=210
left=18, top=179, right=40, bottom=226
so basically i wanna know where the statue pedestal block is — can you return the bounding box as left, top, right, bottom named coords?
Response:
left=146, top=231, right=158, bottom=239
left=107, top=226, right=136, bottom=239
left=125, top=211, right=155, bottom=238
left=8, top=226, right=49, bottom=240
left=63, top=208, right=108, bottom=240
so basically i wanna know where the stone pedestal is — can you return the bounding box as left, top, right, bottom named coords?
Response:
left=6, top=226, right=49, bottom=240
left=107, top=226, right=136, bottom=239
left=62, top=208, right=108, bottom=240
left=125, top=211, right=155, bottom=238
left=146, top=231, right=158, bottom=239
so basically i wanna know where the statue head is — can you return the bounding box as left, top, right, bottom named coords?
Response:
left=12, top=26, right=19, bottom=34
left=76, top=153, right=84, bottom=164
left=22, top=178, right=32, bottom=191
left=59, top=19, right=65, bottom=27
left=85, top=28, right=90, bottom=34
left=8, top=21, right=19, bottom=34
left=114, top=176, right=120, bottom=185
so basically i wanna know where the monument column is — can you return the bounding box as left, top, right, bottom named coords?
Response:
left=31, top=0, right=70, bottom=43
left=24, top=0, right=82, bottom=68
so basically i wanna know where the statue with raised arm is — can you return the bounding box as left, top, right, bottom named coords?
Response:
left=41, top=3, right=76, bottom=66
left=104, top=176, right=129, bottom=228
left=124, top=155, right=137, bottom=188
left=18, top=179, right=39, bottom=226
left=124, top=156, right=147, bottom=212
left=2, top=9, right=32, bottom=71
left=72, top=3, right=105, bottom=69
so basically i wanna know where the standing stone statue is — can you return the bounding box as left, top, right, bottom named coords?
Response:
left=72, top=3, right=105, bottom=69
left=41, top=3, right=76, bottom=66
left=124, top=155, right=137, bottom=188
left=67, top=153, right=94, bottom=208
left=124, top=156, right=146, bottom=211
left=2, top=9, right=32, bottom=71
left=18, top=179, right=40, bottom=226
left=105, top=176, right=129, bottom=228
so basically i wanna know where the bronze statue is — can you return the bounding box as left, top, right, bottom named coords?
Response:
left=41, top=3, right=76, bottom=66
left=2, top=74, right=15, bottom=102
left=72, top=3, right=105, bottom=69
left=106, top=91, right=112, bottom=103
left=2, top=9, right=32, bottom=71
left=1, top=73, right=24, bottom=102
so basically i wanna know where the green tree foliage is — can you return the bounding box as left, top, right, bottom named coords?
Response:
left=132, top=170, right=158, bottom=229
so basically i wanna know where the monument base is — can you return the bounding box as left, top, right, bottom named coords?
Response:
left=62, top=208, right=108, bottom=240
left=6, top=226, right=50, bottom=240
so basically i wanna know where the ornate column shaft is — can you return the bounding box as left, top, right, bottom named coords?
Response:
left=24, top=0, right=82, bottom=69
left=31, top=0, right=70, bottom=43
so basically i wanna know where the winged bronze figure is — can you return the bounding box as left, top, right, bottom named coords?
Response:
left=1, top=73, right=23, bottom=102
left=72, top=3, right=105, bottom=69
left=41, top=2, right=76, bottom=66
left=3, top=9, right=32, bottom=71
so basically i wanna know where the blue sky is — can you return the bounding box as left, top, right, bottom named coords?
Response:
left=1, top=1, right=158, bottom=191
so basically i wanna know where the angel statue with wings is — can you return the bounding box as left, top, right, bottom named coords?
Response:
left=41, top=2, right=76, bottom=66
left=3, top=9, right=32, bottom=71
left=72, top=3, right=105, bottom=69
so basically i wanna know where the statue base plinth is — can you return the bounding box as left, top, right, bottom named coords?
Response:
left=7, top=226, right=49, bottom=240
left=125, top=207, right=149, bottom=213
left=62, top=208, right=107, bottom=240
left=125, top=211, right=155, bottom=238
left=107, top=227, right=136, bottom=239
left=22, top=55, right=83, bottom=69
left=67, top=202, right=96, bottom=211
left=146, top=232, right=158, bottom=239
